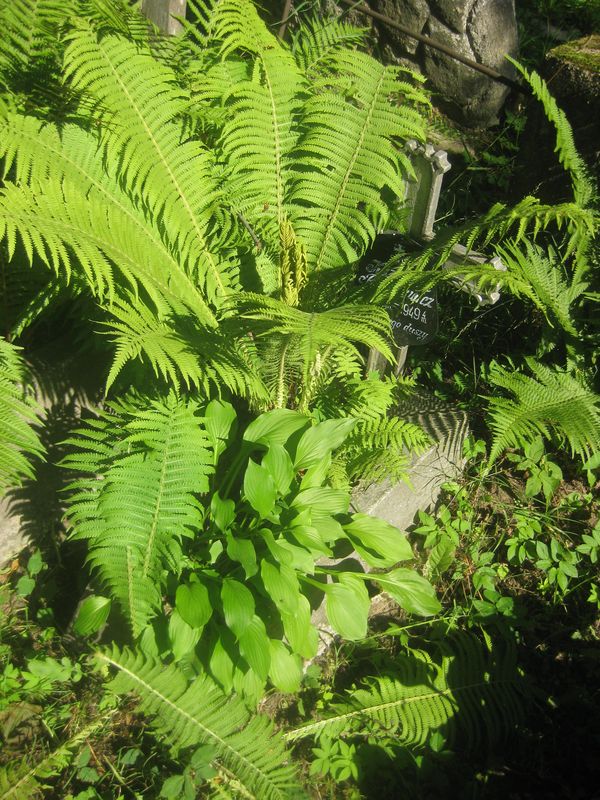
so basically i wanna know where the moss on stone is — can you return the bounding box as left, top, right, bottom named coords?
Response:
left=549, top=34, right=600, bottom=74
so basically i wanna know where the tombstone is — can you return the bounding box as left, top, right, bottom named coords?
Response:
left=141, top=0, right=186, bottom=36
left=360, top=139, right=505, bottom=376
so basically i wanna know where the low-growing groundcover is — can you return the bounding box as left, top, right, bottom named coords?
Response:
left=0, top=0, right=599, bottom=797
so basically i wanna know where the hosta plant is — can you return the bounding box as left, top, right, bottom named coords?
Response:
left=64, top=396, right=440, bottom=699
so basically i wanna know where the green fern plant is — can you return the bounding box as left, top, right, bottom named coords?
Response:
left=0, top=714, right=112, bottom=800
left=287, top=631, right=524, bottom=752
left=96, top=645, right=305, bottom=800
left=486, top=358, right=600, bottom=466
left=63, top=392, right=214, bottom=637
left=0, top=338, right=44, bottom=495
left=0, top=0, right=429, bottom=407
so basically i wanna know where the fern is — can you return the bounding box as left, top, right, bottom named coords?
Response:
left=0, top=2, right=429, bottom=404
left=291, top=50, right=428, bottom=274
left=63, top=394, right=214, bottom=636
left=63, top=26, right=235, bottom=306
left=286, top=632, right=524, bottom=752
left=0, top=0, right=72, bottom=113
left=494, top=239, right=587, bottom=336
left=313, top=372, right=430, bottom=487
left=0, top=714, right=111, bottom=800
left=232, top=293, right=394, bottom=409
left=217, top=26, right=305, bottom=249
left=97, top=645, right=305, bottom=800
left=486, top=358, right=600, bottom=465
left=510, top=59, right=593, bottom=207
left=291, top=16, right=368, bottom=77
left=0, top=338, right=44, bottom=496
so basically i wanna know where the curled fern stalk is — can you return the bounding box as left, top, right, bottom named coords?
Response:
left=97, top=646, right=306, bottom=800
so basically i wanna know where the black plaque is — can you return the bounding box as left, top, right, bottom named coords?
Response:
left=389, top=286, right=438, bottom=347
left=356, top=233, right=438, bottom=347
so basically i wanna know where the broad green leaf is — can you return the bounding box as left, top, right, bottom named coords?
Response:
left=268, top=640, right=302, bottom=693
left=209, top=634, right=235, bottom=693
left=299, top=456, right=331, bottom=489
left=374, top=568, right=441, bottom=616
left=262, top=529, right=314, bottom=573
left=221, top=579, right=255, bottom=637
left=275, top=540, right=315, bottom=573
left=226, top=533, right=258, bottom=578
left=345, top=513, right=413, bottom=567
left=176, top=581, right=213, bottom=629
left=262, top=444, right=295, bottom=495
left=16, top=575, right=35, bottom=596
left=211, top=492, right=236, bottom=532
left=235, top=663, right=266, bottom=705
left=244, top=409, right=308, bottom=447
left=292, top=487, right=349, bottom=514
left=168, top=610, right=201, bottom=661
left=281, top=595, right=318, bottom=658
left=294, top=418, right=356, bottom=470
left=238, top=615, right=271, bottom=680
left=325, top=575, right=370, bottom=640
left=205, top=400, right=237, bottom=459
left=161, top=775, right=185, bottom=798
left=289, top=523, right=332, bottom=556
left=243, top=459, right=278, bottom=518
left=261, top=560, right=300, bottom=614
left=74, top=595, right=112, bottom=636
left=27, top=550, right=43, bottom=576
left=312, top=512, right=345, bottom=543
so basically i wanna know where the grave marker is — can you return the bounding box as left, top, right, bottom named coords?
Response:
left=361, top=140, right=505, bottom=375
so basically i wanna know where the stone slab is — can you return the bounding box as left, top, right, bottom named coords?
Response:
left=311, top=401, right=469, bottom=656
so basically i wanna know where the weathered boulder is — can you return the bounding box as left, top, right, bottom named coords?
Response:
left=371, top=0, right=519, bottom=127
left=543, top=35, right=600, bottom=175
left=376, top=0, right=430, bottom=54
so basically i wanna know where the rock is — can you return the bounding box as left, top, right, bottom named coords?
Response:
left=430, top=0, right=475, bottom=34
left=369, top=0, right=518, bottom=127
left=373, top=0, right=430, bottom=54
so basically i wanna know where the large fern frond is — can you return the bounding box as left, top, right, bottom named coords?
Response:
left=219, top=46, right=305, bottom=249
left=63, top=394, right=213, bottom=635
left=486, top=358, right=600, bottom=465
left=63, top=26, right=235, bottom=306
left=0, top=111, right=217, bottom=324
left=494, top=239, right=587, bottom=335
left=232, top=293, right=394, bottom=408
left=102, top=294, right=266, bottom=398
left=290, top=51, right=428, bottom=274
left=372, top=196, right=596, bottom=306
left=511, top=59, right=594, bottom=207
left=287, top=632, right=524, bottom=751
left=291, top=16, right=368, bottom=77
left=97, top=645, right=305, bottom=800
left=0, top=339, right=44, bottom=496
